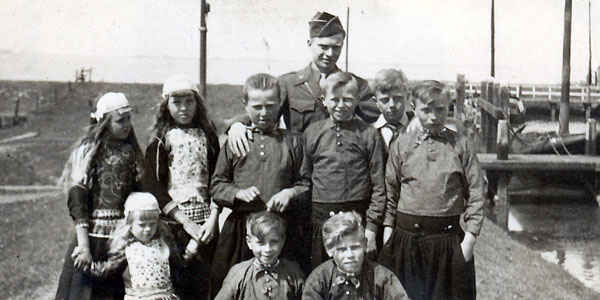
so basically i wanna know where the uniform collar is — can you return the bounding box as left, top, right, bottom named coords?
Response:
left=293, top=63, right=340, bottom=85
left=372, top=114, right=408, bottom=130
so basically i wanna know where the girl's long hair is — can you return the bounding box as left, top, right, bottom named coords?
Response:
left=59, top=112, right=144, bottom=192
left=149, top=91, right=219, bottom=156
left=109, top=211, right=175, bottom=256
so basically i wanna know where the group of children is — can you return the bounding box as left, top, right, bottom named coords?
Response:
left=53, top=9, right=483, bottom=299
left=55, top=63, right=483, bottom=300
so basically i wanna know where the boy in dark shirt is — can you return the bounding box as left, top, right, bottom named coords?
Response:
left=210, top=73, right=308, bottom=296
left=379, top=80, right=484, bottom=300
left=302, top=211, right=408, bottom=300
left=216, top=211, right=304, bottom=300
left=301, top=71, right=386, bottom=269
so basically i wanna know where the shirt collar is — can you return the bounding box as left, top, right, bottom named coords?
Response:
left=253, top=258, right=280, bottom=280
left=326, top=116, right=356, bottom=129
left=332, top=265, right=361, bottom=289
left=372, top=113, right=408, bottom=130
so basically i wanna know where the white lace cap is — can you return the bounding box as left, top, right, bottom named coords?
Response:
left=162, top=75, right=199, bottom=100
left=91, top=92, right=132, bottom=122
left=124, top=192, right=160, bottom=218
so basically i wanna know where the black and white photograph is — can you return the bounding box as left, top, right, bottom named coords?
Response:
left=1, top=1, right=600, bottom=299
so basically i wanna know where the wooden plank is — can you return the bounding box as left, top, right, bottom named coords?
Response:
left=477, top=153, right=600, bottom=171
left=497, top=120, right=509, bottom=160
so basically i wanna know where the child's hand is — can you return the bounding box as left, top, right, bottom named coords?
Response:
left=227, top=122, right=252, bottom=157
left=73, top=247, right=92, bottom=271
left=460, top=232, right=477, bottom=262
left=266, top=188, right=295, bottom=212
left=235, top=186, right=260, bottom=203
left=365, top=228, right=377, bottom=256
left=182, top=220, right=203, bottom=241
left=382, top=226, right=393, bottom=245
left=199, top=215, right=218, bottom=244
left=183, top=239, right=199, bottom=261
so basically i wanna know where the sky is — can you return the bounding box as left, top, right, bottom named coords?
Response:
left=0, top=0, right=599, bottom=85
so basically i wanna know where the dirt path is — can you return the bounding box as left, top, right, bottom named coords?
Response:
left=0, top=185, right=61, bottom=204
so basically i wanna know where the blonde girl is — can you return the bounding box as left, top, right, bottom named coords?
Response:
left=55, top=92, right=144, bottom=300
left=143, top=75, right=220, bottom=300
left=76, top=192, right=187, bottom=300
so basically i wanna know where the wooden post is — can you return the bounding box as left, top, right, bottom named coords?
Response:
left=550, top=103, right=558, bottom=122
left=13, top=98, right=20, bottom=125
left=559, top=0, right=572, bottom=135
left=497, top=120, right=509, bottom=160
left=199, top=0, right=209, bottom=100
left=480, top=81, right=489, bottom=152
left=455, top=74, right=465, bottom=136
left=586, top=119, right=597, bottom=155
left=491, top=0, right=495, bottom=77
left=495, top=173, right=510, bottom=230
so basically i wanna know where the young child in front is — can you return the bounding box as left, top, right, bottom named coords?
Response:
left=75, top=192, right=187, bottom=300
left=370, top=68, right=411, bottom=151
left=300, top=71, right=386, bottom=269
left=210, top=73, right=308, bottom=296
left=215, top=211, right=305, bottom=300
left=143, top=74, right=221, bottom=300
left=302, top=211, right=408, bottom=300
left=379, top=80, right=484, bottom=300
left=55, top=92, right=144, bottom=300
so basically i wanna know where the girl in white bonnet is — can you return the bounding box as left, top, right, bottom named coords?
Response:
left=79, top=192, right=187, bottom=300
left=56, top=92, right=144, bottom=300
left=143, top=75, right=221, bottom=300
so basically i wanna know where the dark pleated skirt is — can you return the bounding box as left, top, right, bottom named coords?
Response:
left=55, top=234, right=125, bottom=300
left=310, top=201, right=369, bottom=270
left=378, top=213, right=477, bottom=300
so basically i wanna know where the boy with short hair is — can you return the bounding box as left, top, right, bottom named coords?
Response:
left=370, top=68, right=412, bottom=150
left=379, top=80, right=484, bottom=300
left=215, top=211, right=305, bottom=300
left=302, top=212, right=408, bottom=300
left=300, top=71, right=386, bottom=269
left=210, top=73, right=308, bottom=296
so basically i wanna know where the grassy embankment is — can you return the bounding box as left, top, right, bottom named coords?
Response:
left=0, top=80, right=598, bottom=299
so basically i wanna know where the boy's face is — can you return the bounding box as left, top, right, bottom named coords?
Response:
left=375, top=88, right=407, bottom=125
left=323, top=85, right=359, bottom=122
left=308, top=34, right=345, bottom=72
left=245, top=88, right=281, bottom=132
left=246, top=231, right=285, bottom=266
left=168, top=93, right=197, bottom=125
left=328, top=232, right=365, bottom=274
left=107, top=111, right=132, bottom=140
left=130, top=212, right=159, bottom=244
left=414, top=93, right=448, bottom=133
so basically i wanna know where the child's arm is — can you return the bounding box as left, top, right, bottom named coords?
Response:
left=267, top=134, right=309, bottom=213
left=365, top=130, right=387, bottom=253
left=214, top=263, right=245, bottom=300
left=74, top=251, right=126, bottom=279
left=383, top=141, right=403, bottom=244
left=211, top=140, right=261, bottom=207
left=67, top=185, right=92, bottom=271
left=460, top=138, right=485, bottom=260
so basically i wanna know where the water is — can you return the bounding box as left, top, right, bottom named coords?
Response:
left=508, top=202, right=600, bottom=292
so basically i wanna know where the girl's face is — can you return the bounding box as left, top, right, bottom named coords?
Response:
left=168, top=94, right=197, bottom=125
left=107, top=111, right=132, bottom=140
left=130, top=211, right=159, bottom=243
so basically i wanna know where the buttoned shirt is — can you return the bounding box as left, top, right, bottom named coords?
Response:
left=211, top=128, right=308, bottom=212
left=302, top=259, right=408, bottom=300
left=371, top=114, right=408, bottom=149
left=300, top=117, right=386, bottom=231
left=384, top=128, right=485, bottom=235
left=215, top=258, right=305, bottom=300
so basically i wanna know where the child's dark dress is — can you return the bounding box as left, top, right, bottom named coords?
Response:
left=56, top=140, right=140, bottom=300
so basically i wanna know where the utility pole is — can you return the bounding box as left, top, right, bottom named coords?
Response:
left=559, top=0, right=572, bottom=135
left=199, top=0, right=210, bottom=100
left=345, top=7, right=349, bottom=72
left=587, top=0, right=592, bottom=85
left=491, top=0, right=495, bottom=78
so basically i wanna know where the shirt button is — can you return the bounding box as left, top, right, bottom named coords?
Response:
left=260, top=151, right=265, bottom=156
left=336, top=133, right=340, bottom=137
left=414, top=223, right=420, bottom=229
left=346, top=291, right=350, bottom=295
left=260, top=144, right=265, bottom=148
left=337, top=142, right=342, bottom=146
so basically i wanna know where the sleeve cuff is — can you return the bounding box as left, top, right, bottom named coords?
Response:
left=163, top=201, right=179, bottom=215
left=365, top=222, right=379, bottom=233
left=464, top=223, right=481, bottom=237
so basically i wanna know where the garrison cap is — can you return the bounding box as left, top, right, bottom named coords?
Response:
left=309, top=11, right=345, bottom=38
